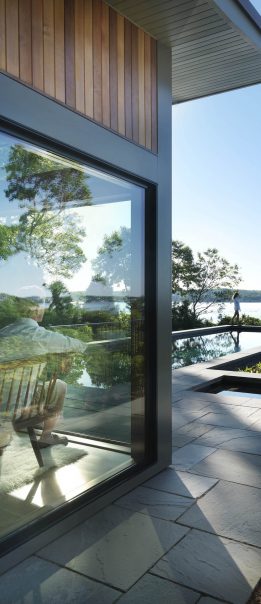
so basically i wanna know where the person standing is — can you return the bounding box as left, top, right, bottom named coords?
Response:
left=232, top=292, right=241, bottom=323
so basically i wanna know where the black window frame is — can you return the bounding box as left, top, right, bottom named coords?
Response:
left=0, top=118, right=157, bottom=555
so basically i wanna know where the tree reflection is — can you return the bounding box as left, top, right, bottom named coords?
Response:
left=4, top=144, right=92, bottom=278
left=172, top=332, right=240, bottom=368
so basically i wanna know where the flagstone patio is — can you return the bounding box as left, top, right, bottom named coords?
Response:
left=0, top=349, right=260, bottom=603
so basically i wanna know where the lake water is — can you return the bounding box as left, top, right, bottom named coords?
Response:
left=200, top=302, right=261, bottom=323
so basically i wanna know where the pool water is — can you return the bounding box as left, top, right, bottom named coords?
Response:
left=172, top=331, right=261, bottom=369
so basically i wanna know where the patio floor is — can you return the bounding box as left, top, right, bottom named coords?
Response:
left=0, top=351, right=261, bottom=603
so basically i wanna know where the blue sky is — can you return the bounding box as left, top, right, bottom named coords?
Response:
left=172, top=82, right=261, bottom=289
left=250, top=0, right=261, bottom=14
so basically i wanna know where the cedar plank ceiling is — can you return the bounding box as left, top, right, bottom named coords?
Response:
left=0, top=0, right=157, bottom=152
left=107, top=0, right=261, bottom=103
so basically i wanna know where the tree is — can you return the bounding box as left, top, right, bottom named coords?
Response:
left=172, top=240, right=241, bottom=323
left=0, top=223, right=19, bottom=262
left=48, top=281, right=73, bottom=314
left=92, top=227, right=131, bottom=292
left=172, top=241, right=198, bottom=295
left=4, top=144, right=92, bottom=278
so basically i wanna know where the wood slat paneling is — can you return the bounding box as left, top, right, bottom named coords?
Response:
left=93, top=0, right=102, bottom=123
left=124, top=18, right=132, bottom=140
left=117, top=13, right=125, bottom=136
left=151, top=37, right=157, bottom=153
left=144, top=33, right=152, bottom=150
left=138, top=29, right=145, bottom=147
left=102, top=3, right=110, bottom=127
left=109, top=7, right=118, bottom=131
left=54, top=0, right=65, bottom=102
left=32, top=0, right=44, bottom=91
left=43, top=0, right=55, bottom=97
left=19, top=0, right=32, bottom=84
left=84, top=0, right=94, bottom=118
left=0, top=0, right=6, bottom=72
left=6, top=0, right=19, bottom=77
left=0, top=0, right=158, bottom=152
left=65, top=0, right=76, bottom=107
left=131, top=24, right=139, bottom=144
left=75, top=0, right=85, bottom=113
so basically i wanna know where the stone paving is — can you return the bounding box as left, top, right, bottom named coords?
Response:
left=0, top=352, right=261, bottom=603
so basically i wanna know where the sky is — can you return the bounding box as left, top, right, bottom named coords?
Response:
left=172, top=82, right=261, bottom=290
left=250, top=0, right=261, bottom=14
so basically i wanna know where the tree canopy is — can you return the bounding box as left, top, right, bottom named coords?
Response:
left=172, top=240, right=241, bottom=323
left=3, top=144, right=92, bottom=278
left=92, top=227, right=131, bottom=292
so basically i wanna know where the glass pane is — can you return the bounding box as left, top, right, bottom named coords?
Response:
left=0, top=131, right=146, bottom=539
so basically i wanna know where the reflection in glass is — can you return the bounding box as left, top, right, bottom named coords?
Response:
left=0, top=131, right=146, bottom=539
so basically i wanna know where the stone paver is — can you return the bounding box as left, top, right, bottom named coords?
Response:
left=171, top=444, right=216, bottom=470
left=172, top=422, right=213, bottom=447
left=144, top=468, right=218, bottom=499
left=190, top=448, right=261, bottom=488
left=151, top=529, right=261, bottom=604
left=113, top=485, right=194, bottom=521
left=0, top=556, right=120, bottom=603
left=37, top=505, right=188, bottom=591
left=198, top=598, right=230, bottom=604
left=177, top=480, right=261, bottom=547
left=194, top=426, right=261, bottom=454
left=117, top=573, right=199, bottom=603
left=198, top=409, right=260, bottom=429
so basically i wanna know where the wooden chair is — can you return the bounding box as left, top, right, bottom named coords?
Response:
left=0, top=359, right=57, bottom=467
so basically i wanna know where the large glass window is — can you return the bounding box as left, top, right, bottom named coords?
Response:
left=0, top=130, right=148, bottom=540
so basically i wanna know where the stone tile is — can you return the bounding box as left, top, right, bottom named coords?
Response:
left=198, top=598, right=230, bottom=604
left=151, top=529, right=261, bottom=604
left=171, top=444, right=216, bottom=471
left=198, top=408, right=260, bottom=429
left=172, top=410, right=205, bottom=430
left=113, top=486, right=194, bottom=521
left=0, top=556, right=120, bottom=603
left=172, top=423, right=213, bottom=447
left=144, top=468, right=218, bottom=499
left=194, top=427, right=261, bottom=455
left=177, top=390, right=261, bottom=408
left=190, top=448, right=261, bottom=488
left=38, top=505, right=189, bottom=591
left=177, top=481, right=261, bottom=547
left=117, top=573, right=199, bottom=603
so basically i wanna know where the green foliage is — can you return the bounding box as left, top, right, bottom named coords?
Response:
left=0, top=224, right=19, bottom=262
left=51, top=324, right=93, bottom=343
left=172, top=301, right=208, bottom=331
left=85, top=348, right=131, bottom=388
left=4, top=144, right=91, bottom=278
left=219, top=314, right=261, bottom=326
left=172, top=240, right=241, bottom=328
left=0, top=295, right=35, bottom=328
left=92, top=227, right=131, bottom=292
left=242, top=362, right=261, bottom=374
left=48, top=281, right=73, bottom=313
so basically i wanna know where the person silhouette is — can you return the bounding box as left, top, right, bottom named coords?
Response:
left=232, top=292, right=241, bottom=323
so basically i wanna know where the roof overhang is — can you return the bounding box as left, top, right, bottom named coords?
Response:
left=107, top=0, right=261, bottom=103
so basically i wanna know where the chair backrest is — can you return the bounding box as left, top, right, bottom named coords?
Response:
left=0, top=359, right=57, bottom=424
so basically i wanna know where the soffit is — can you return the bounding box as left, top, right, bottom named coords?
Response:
left=107, top=0, right=261, bottom=103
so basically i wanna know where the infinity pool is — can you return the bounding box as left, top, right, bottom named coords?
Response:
left=172, top=331, right=261, bottom=369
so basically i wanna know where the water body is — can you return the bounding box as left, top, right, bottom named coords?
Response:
left=201, top=302, right=261, bottom=323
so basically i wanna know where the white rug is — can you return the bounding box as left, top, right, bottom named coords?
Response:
left=0, top=433, right=87, bottom=494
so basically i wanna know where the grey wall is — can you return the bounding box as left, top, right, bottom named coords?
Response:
left=0, top=42, right=172, bottom=569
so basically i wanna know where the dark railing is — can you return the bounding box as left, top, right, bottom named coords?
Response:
left=172, top=323, right=261, bottom=341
